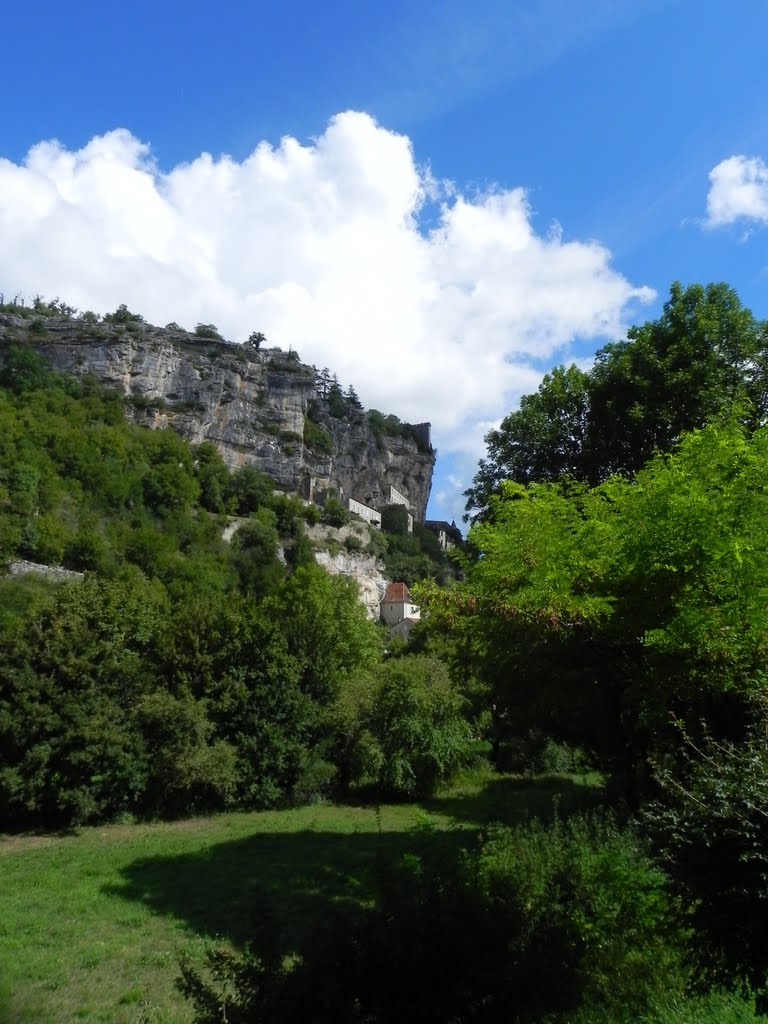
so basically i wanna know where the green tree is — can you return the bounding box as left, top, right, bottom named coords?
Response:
left=330, top=655, right=471, bottom=797
left=326, top=375, right=346, bottom=417
left=380, top=503, right=409, bottom=535
left=465, top=364, right=591, bottom=516
left=264, top=563, right=380, bottom=705
left=230, top=509, right=284, bottom=598
left=345, top=384, right=362, bottom=409
left=314, top=367, right=331, bottom=398
left=194, top=323, right=223, bottom=340
left=644, top=725, right=768, bottom=993
left=193, top=441, right=231, bottom=513
left=466, top=282, right=768, bottom=519
left=104, top=303, right=144, bottom=324
left=0, top=573, right=168, bottom=826
left=427, top=422, right=768, bottom=800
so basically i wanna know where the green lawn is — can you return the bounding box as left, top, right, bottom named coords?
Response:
left=0, top=771, right=601, bottom=1024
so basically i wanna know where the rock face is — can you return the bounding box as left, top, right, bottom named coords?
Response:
left=0, top=314, right=435, bottom=520
left=4, top=559, right=85, bottom=584
left=304, top=522, right=389, bottom=619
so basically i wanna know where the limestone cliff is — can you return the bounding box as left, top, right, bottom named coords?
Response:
left=0, top=313, right=435, bottom=520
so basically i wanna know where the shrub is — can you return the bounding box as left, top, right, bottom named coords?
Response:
left=381, top=503, right=409, bottom=535
left=500, top=729, right=593, bottom=775
left=302, top=504, right=322, bottom=526
left=179, top=814, right=689, bottom=1024
left=641, top=990, right=768, bottom=1023
left=104, top=303, right=144, bottom=324
left=330, top=656, right=471, bottom=797
left=322, top=497, right=348, bottom=528
left=643, top=725, right=768, bottom=993
left=303, top=418, right=333, bottom=455
left=194, top=323, right=223, bottom=340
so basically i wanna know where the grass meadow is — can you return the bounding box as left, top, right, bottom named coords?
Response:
left=0, top=769, right=601, bottom=1024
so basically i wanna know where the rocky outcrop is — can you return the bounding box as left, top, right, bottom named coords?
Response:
left=304, top=522, right=389, bottom=619
left=4, top=560, right=85, bottom=583
left=0, top=313, right=435, bottom=520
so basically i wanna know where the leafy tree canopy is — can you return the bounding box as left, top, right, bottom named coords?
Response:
left=425, top=421, right=768, bottom=796
left=467, top=282, right=768, bottom=519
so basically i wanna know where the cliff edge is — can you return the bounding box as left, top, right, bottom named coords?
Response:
left=0, top=312, right=435, bottom=520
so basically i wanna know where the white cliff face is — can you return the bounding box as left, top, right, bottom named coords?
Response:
left=304, top=523, right=388, bottom=620
left=221, top=517, right=388, bottom=619
left=2, top=314, right=435, bottom=521
left=312, top=549, right=388, bottom=620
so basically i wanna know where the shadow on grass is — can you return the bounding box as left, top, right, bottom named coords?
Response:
left=106, top=827, right=457, bottom=949
left=425, top=772, right=605, bottom=828
left=106, top=774, right=605, bottom=950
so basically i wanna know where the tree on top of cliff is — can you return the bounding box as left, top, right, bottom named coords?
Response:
left=194, top=323, right=224, bottom=340
left=327, top=375, right=347, bottom=417
left=104, top=303, right=145, bottom=325
left=315, top=367, right=331, bottom=398
left=345, top=385, right=362, bottom=409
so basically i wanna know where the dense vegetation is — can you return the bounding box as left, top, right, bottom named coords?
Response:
left=179, top=282, right=768, bottom=1019
left=6, top=282, right=768, bottom=1021
left=0, top=343, right=466, bottom=828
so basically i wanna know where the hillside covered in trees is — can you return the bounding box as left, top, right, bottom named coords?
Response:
left=0, top=337, right=463, bottom=828
left=0, top=298, right=435, bottom=522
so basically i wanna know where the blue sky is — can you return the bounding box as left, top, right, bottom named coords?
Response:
left=2, top=0, right=768, bottom=522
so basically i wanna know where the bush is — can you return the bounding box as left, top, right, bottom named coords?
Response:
left=643, top=725, right=768, bottom=993
left=194, top=323, right=223, bottom=340
left=302, top=418, right=333, bottom=455
left=302, top=504, right=322, bottom=526
left=330, top=656, right=471, bottom=797
left=179, top=814, right=689, bottom=1024
left=322, top=496, right=348, bottom=527
left=381, top=503, right=409, bottom=535
left=641, top=990, right=768, bottom=1023
left=104, top=303, right=144, bottom=325
left=500, top=730, right=593, bottom=775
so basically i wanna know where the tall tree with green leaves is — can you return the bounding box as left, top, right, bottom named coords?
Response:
left=466, top=282, right=768, bottom=519
left=429, top=421, right=768, bottom=799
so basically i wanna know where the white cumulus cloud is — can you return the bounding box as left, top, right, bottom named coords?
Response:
left=0, top=110, right=652, bottom=473
left=705, top=155, right=768, bottom=228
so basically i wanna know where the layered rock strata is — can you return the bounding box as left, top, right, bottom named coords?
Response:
left=0, top=314, right=435, bottom=520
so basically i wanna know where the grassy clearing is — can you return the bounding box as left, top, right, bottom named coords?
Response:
left=0, top=770, right=601, bottom=1024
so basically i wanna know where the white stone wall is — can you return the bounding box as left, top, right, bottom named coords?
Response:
left=348, top=498, right=382, bottom=528
left=388, top=485, right=410, bottom=509
left=380, top=599, right=420, bottom=626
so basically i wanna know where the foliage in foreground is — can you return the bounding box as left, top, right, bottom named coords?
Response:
left=644, top=724, right=768, bottom=994
left=0, top=566, right=380, bottom=826
left=421, top=421, right=768, bottom=802
left=179, top=814, right=691, bottom=1024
